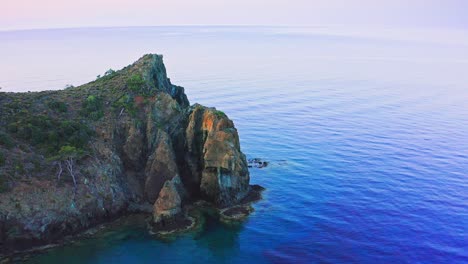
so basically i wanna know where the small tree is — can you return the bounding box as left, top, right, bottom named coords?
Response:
left=104, top=69, right=115, bottom=76
left=81, top=95, right=104, bottom=120
left=50, top=146, right=85, bottom=189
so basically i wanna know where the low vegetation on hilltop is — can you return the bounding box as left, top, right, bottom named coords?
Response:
left=0, top=55, right=168, bottom=192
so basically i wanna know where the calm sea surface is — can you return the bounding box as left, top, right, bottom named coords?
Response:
left=1, top=26, right=468, bottom=263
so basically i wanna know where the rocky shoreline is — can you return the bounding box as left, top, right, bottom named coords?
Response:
left=0, top=185, right=264, bottom=261
left=0, top=54, right=263, bottom=254
left=150, top=184, right=264, bottom=236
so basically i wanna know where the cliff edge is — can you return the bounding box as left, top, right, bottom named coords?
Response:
left=0, top=54, right=260, bottom=252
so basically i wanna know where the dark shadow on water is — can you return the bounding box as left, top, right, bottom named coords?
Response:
left=16, top=210, right=245, bottom=263
left=17, top=215, right=151, bottom=264
left=192, top=207, right=245, bottom=259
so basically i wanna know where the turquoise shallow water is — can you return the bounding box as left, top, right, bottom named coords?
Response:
left=1, top=26, right=468, bottom=263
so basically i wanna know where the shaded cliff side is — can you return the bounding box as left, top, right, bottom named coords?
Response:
left=0, top=54, right=256, bottom=252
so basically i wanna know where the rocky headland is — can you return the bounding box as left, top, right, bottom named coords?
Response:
left=0, top=54, right=262, bottom=254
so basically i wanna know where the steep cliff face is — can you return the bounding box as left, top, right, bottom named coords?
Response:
left=0, top=54, right=255, bottom=252
left=185, top=105, right=250, bottom=207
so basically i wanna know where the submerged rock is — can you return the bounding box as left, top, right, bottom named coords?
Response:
left=220, top=185, right=265, bottom=224
left=248, top=158, right=269, bottom=168
left=220, top=205, right=254, bottom=222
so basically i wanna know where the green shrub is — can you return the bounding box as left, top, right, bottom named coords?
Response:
left=112, top=94, right=137, bottom=116
left=5, top=101, right=22, bottom=113
left=214, top=110, right=226, bottom=118
left=47, top=100, right=68, bottom=113
left=97, top=69, right=117, bottom=82
left=6, top=113, right=93, bottom=156
left=0, top=131, right=14, bottom=149
left=133, top=119, right=144, bottom=129
left=0, top=174, right=7, bottom=193
left=81, top=95, right=104, bottom=120
left=7, top=123, right=18, bottom=133
left=33, top=158, right=41, bottom=172
left=0, top=151, right=5, bottom=166
left=14, top=161, right=25, bottom=174
left=127, top=74, right=145, bottom=94
left=55, top=145, right=85, bottom=160
left=104, top=69, right=115, bottom=76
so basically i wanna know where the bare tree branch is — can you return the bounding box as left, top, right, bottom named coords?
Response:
left=65, top=158, right=77, bottom=189
left=56, top=161, right=63, bottom=182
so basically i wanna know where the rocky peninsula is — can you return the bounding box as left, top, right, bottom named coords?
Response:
left=0, top=54, right=262, bottom=253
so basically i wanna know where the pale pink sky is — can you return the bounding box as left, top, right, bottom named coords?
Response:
left=1, top=0, right=466, bottom=30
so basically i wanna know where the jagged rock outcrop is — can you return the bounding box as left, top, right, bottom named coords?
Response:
left=0, top=54, right=259, bottom=253
left=152, top=175, right=190, bottom=231
left=185, top=105, right=250, bottom=207
left=144, top=130, right=179, bottom=203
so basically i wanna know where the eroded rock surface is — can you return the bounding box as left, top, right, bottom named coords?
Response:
left=0, top=54, right=260, bottom=252
left=152, top=176, right=185, bottom=226
left=144, top=130, right=179, bottom=203
left=186, top=105, right=250, bottom=207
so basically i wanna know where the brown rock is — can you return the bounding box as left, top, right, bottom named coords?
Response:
left=185, top=104, right=250, bottom=207
left=122, top=125, right=145, bottom=168
left=144, top=130, right=179, bottom=203
left=220, top=205, right=254, bottom=223
left=152, top=175, right=183, bottom=224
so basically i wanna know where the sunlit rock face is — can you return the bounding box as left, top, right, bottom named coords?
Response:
left=185, top=104, right=250, bottom=207
left=152, top=175, right=184, bottom=223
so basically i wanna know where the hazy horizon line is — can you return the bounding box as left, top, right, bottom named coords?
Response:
left=1, top=23, right=465, bottom=33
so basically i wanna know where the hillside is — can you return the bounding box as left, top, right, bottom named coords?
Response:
left=0, top=54, right=260, bottom=253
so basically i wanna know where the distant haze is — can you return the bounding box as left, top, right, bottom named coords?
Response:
left=1, top=0, right=467, bottom=31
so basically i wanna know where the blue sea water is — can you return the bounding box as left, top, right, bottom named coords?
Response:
left=1, top=26, right=468, bottom=263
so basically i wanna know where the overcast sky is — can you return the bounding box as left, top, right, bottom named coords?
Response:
left=1, top=0, right=467, bottom=31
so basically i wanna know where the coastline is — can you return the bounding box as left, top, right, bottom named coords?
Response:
left=0, top=185, right=264, bottom=261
